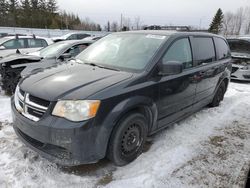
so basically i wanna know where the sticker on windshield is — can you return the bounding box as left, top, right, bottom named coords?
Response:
left=146, top=35, right=166, bottom=40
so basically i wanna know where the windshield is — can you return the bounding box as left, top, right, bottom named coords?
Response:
left=76, top=33, right=167, bottom=72
left=228, top=40, right=250, bottom=54
left=39, top=42, right=69, bottom=58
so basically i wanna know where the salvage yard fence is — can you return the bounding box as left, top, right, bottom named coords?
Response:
left=0, top=27, right=109, bottom=38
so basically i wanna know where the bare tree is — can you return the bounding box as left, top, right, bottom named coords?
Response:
left=134, top=16, right=142, bottom=30
left=223, top=11, right=234, bottom=36
left=122, top=16, right=131, bottom=30
left=234, top=7, right=244, bottom=35
left=111, top=21, right=119, bottom=32
left=244, top=7, right=250, bottom=34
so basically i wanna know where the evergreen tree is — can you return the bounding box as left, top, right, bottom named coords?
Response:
left=0, top=0, right=9, bottom=26
left=208, top=8, right=224, bottom=34
left=8, top=0, right=20, bottom=26
left=38, top=0, right=48, bottom=28
left=0, top=0, right=101, bottom=31
left=20, top=0, right=31, bottom=27
left=47, top=0, right=57, bottom=13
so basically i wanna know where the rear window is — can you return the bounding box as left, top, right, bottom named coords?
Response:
left=214, top=38, right=230, bottom=60
left=192, top=37, right=216, bottom=65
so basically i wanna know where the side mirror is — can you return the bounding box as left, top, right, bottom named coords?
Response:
left=158, top=61, right=183, bottom=76
left=59, top=53, right=72, bottom=60
left=0, top=46, right=6, bottom=50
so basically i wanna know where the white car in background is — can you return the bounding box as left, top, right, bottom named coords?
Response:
left=0, top=36, right=53, bottom=58
left=52, top=32, right=92, bottom=42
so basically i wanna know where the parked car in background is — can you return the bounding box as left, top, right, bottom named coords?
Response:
left=0, top=33, right=8, bottom=38
left=12, top=31, right=231, bottom=167
left=83, top=35, right=107, bottom=41
left=0, top=35, right=53, bottom=58
left=227, top=38, right=250, bottom=81
left=52, top=32, right=92, bottom=42
left=0, top=40, right=93, bottom=94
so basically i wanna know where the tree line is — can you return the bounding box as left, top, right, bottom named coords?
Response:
left=223, top=7, right=250, bottom=36
left=0, top=0, right=101, bottom=31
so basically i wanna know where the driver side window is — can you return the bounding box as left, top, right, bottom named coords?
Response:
left=162, top=38, right=193, bottom=69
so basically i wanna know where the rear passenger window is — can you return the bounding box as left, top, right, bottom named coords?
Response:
left=28, top=39, right=48, bottom=48
left=193, top=37, right=216, bottom=65
left=67, top=34, right=77, bottom=40
left=214, top=38, right=230, bottom=60
left=77, top=34, right=90, bottom=39
left=162, top=38, right=193, bottom=69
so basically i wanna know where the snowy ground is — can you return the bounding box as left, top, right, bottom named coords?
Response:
left=0, top=82, right=250, bottom=188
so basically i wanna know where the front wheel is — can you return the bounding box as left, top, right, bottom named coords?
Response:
left=107, top=113, right=148, bottom=166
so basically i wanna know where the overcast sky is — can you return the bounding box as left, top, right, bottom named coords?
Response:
left=57, top=0, right=249, bottom=28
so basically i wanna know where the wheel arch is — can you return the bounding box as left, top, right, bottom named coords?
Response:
left=95, top=96, right=158, bottom=158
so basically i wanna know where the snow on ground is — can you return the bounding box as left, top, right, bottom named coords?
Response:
left=0, top=82, right=250, bottom=188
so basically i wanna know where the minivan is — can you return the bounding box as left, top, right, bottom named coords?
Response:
left=12, top=31, right=231, bottom=166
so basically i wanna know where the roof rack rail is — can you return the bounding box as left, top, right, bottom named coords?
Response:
left=144, top=25, right=191, bottom=31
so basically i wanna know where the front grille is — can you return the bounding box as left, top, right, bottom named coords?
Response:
left=17, top=127, right=71, bottom=159
left=29, top=95, right=50, bottom=107
left=231, top=67, right=239, bottom=74
left=14, top=86, right=50, bottom=121
left=243, top=75, right=250, bottom=79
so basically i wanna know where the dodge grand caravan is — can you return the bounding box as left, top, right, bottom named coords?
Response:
left=12, top=31, right=232, bottom=166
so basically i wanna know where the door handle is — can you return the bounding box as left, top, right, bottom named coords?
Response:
left=199, top=71, right=206, bottom=76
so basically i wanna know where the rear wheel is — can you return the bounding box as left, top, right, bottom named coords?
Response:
left=209, top=81, right=226, bottom=107
left=107, top=113, right=148, bottom=166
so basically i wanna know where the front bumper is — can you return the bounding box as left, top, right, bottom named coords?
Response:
left=11, top=98, right=105, bottom=166
left=231, top=65, right=250, bottom=81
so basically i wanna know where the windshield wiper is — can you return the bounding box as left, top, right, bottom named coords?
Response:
left=84, top=62, right=120, bottom=71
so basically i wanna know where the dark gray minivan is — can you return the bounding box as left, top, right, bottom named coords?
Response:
left=12, top=31, right=232, bottom=166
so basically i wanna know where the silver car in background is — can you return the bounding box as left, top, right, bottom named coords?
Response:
left=227, top=38, right=250, bottom=81
left=0, top=35, right=53, bottom=58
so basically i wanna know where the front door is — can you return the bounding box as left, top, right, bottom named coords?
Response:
left=157, top=37, right=198, bottom=128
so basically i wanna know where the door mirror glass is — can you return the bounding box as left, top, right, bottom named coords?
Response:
left=159, top=61, right=183, bottom=75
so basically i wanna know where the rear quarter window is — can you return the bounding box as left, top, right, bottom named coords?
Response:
left=214, top=38, right=230, bottom=60
left=192, top=37, right=216, bottom=65
left=28, top=39, right=48, bottom=48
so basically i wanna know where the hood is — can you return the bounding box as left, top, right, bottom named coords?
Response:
left=231, top=52, right=250, bottom=59
left=28, top=51, right=41, bottom=57
left=0, top=53, right=41, bottom=64
left=20, top=63, right=133, bottom=101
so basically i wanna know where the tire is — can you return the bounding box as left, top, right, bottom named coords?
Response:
left=209, top=81, right=226, bottom=107
left=107, top=113, right=148, bottom=166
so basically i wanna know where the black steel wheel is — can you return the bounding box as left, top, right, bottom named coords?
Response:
left=107, top=113, right=148, bottom=166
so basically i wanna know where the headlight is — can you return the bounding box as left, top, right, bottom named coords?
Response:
left=241, top=66, right=249, bottom=70
left=52, top=100, right=100, bottom=122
